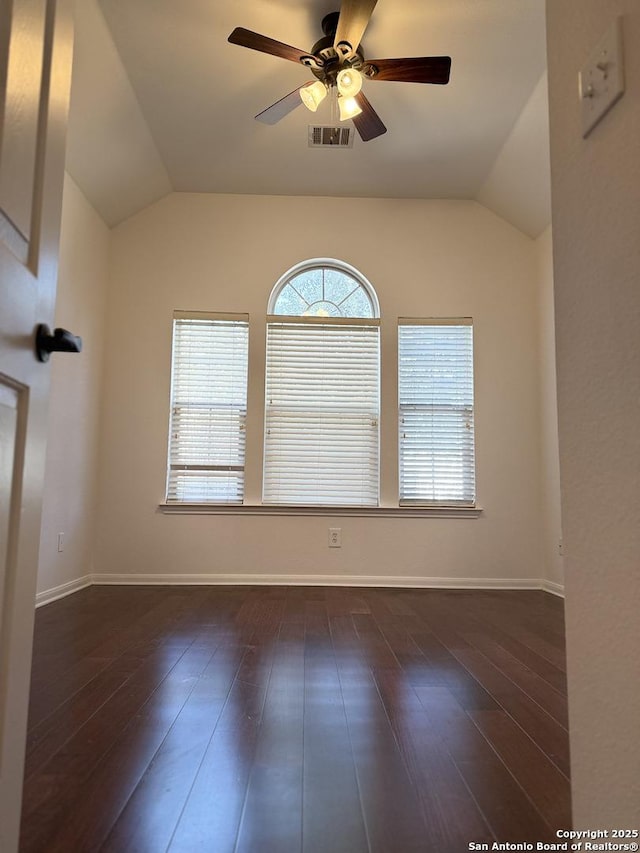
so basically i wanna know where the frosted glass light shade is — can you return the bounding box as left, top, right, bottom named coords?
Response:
left=338, top=95, right=362, bottom=121
left=337, top=68, right=363, bottom=98
left=300, top=81, right=327, bottom=112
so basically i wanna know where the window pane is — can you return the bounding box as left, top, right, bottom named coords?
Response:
left=271, top=263, right=376, bottom=318
left=264, top=322, right=380, bottom=506
left=339, top=286, right=374, bottom=318
left=302, top=300, right=342, bottom=318
left=170, top=471, right=245, bottom=503
left=166, top=316, right=249, bottom=504
left=324, top=269, right=359, bottom=304
left=289, top=269, right=323, bottom=305
left=272, top=283, right=308, bottom=316
left=398, top=322, right=475, bottom=505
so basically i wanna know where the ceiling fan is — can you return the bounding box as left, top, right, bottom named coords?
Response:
left=228, top=0, right=451, bottom=142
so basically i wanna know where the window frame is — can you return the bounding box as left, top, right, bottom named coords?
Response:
left=397, top=317, right=476, bottom=508
left=165, top=310, right=249, bottom=505
left=158, top=280, right=482, bottom=519
left=263, top=259, right=381, bottom=508
left=268, top=257, right=380, bottom=319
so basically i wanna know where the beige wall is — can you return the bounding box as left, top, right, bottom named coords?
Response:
left=547, top=1, right=640, bottom=826
left=37, top=174, right=109, bottom=600
left=92, top=193, right=550, bottom=584
left=537, top=227, right=563, bottom=589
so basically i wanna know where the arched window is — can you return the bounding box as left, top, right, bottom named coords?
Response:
left=269, top=260, right=379, bottom=319
left=264, top=260, right=380, bottom=506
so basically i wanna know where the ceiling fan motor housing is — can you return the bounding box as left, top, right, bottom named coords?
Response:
left=321, top=12, right=341, bottom=38
left=309, top=37, right=365, bottom=85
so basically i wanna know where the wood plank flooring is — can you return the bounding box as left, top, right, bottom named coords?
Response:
left=19, top=586, right=570, bottom=852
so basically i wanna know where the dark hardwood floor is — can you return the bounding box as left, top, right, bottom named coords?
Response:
left=19, top=586, right=570, bottom=852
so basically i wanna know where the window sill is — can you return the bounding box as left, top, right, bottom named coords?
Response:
left=157, top=503, right=483, bottom=519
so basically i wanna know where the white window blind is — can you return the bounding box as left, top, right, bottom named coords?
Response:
left=166, top=313, right=249, bottom=504
left=263, top=319, right=380, bottom=506
left=398, top=319, right=475, bottom=505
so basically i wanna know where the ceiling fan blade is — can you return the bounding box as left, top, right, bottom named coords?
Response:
left=334, top=0, right=378, bottom=53
left=255, top=83, right=315, bottom=125
left=228, top=27, right=310, bottom=65
left=365, top=56, right=452, bottom=84
left=352, top=92, right=387, bottom=141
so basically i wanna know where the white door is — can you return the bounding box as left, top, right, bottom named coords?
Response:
left=0, top=1, right=74, bottom=850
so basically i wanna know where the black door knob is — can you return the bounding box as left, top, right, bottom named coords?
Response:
left=35, top=324, right=83, bottom=362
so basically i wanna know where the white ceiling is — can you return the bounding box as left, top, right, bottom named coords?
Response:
left=66, top=0, right=171, bottom=228
left=66, top=0, right=550, bottom=235
left=478, top=73, right=551, bottom=239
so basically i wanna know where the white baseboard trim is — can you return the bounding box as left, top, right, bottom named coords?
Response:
left=35, top=573, right=564, bottom=604
left=90, top=573, right=548, bottom=591
left=35, top=575, right=92, bottom=608
left=540, top=579, right=565, bottom=598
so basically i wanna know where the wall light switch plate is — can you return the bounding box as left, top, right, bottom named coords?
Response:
left=580, top=17, right=625, bottom=138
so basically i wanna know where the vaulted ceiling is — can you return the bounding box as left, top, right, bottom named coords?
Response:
left=66, top=0, right=551, bottom=236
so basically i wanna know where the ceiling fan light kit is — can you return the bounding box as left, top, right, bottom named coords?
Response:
left=338, top=94, right=363, bottom=121
left=336, top=67, right=363, bottom=98
left=228, top=0, right=451, bottom=142
left=300, top=80, right=328, bottom=112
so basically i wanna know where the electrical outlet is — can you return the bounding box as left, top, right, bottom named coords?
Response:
left=328, top=528, right=341, bottom=548
left=57, top=532, right=64, bottom=553
left=558, top=539, right=565, bottom=557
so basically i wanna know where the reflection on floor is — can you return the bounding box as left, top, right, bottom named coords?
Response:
left=20, top=585, right=569, bottom=852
